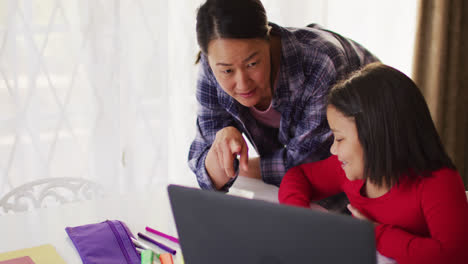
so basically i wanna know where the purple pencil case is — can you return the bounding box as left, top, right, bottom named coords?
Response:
left=65, top=220, right=140, bottom=264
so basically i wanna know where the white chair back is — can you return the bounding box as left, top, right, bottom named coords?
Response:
left=0, top=178, right=103, bottom=214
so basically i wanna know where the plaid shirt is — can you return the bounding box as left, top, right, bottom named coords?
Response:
left=188, top=22, right=378, bottom=190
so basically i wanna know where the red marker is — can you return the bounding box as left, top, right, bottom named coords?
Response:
left=159, top=253, right=174, bottom=264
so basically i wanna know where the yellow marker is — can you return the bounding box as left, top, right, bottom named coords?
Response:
left=180, top=252, right=185, bottom=264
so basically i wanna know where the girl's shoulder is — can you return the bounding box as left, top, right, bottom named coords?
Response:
left=398, top=167, right=466, bottom=201
left=420, top=167, right=464, bottom=192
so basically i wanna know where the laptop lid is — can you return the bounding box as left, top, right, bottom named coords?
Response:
left=168, top=184, right=376, bottom=264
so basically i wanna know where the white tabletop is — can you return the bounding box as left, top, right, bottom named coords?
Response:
left=0, top=176, right=279, bottom=263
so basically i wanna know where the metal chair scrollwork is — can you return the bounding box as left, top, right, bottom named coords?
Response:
left=0, top=177, right=103, bottom=215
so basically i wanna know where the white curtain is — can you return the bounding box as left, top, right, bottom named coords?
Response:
left=0, top=0, right=417, bottom=197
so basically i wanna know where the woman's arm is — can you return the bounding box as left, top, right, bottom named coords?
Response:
left=278, top=156, right=345, bottom=207
left=188, top=57, right=241, bottom=190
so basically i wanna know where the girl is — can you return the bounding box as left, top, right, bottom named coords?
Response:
left=279, top=63, right=468, bottom=263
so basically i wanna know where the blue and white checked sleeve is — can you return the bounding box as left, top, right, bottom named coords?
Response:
left=188, top=60, right=238, bottom=190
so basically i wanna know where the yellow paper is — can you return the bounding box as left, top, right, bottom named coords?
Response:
left=0, top=244, right=66, bottom=264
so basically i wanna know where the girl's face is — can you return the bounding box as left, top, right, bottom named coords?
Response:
left=207, top=38, right=272, bottom=110
left=327, top=105, right=365, bottom=181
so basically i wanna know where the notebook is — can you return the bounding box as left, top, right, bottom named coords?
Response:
left=0, top=244, right=65, bottom=264
left=168, top=184, right=377, bottom=264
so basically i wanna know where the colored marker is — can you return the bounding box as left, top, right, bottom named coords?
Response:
left=137, top=247, right=174, bottom=264
left=145, top=226, right=180, bottom=244
left=141, top=249, right=154, bottom=264
left=132, top=238, right=159, bottom=256
left=138, top=232, right=177, bottom=255
left=159, top=253, right=174, bottom=264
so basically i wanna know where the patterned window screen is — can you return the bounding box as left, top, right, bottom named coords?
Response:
left=0, top=0, right=417, bottom=197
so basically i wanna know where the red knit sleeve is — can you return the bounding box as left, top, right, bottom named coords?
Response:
left=375, top=169, right=468, bottom=264
left=278, top=156, right=345, bottom=208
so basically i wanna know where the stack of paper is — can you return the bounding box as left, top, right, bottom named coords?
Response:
left=0, top=244, right=66, bottom=264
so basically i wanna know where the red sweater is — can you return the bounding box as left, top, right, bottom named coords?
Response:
left=279, top=156, right=468, bottom=264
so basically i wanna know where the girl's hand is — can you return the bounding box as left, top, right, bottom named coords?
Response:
left=347, top=204, right=380, bottom=227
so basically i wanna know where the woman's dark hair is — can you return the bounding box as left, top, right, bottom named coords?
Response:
left=195, top=0, right=270, bottom=63
left=328, top=62, right=455, bottom=187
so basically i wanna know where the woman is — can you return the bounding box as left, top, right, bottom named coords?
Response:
left=279, top=62, right=468, bottom=263
left=188, top=0, right=378, bottom=192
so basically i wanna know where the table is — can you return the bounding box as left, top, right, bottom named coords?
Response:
left=0, top=176, right=279, bottom=263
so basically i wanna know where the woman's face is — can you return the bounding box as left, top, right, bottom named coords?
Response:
left=327, top=105, right=365, bottom=181
left=207, top=38, right=272, bottom=110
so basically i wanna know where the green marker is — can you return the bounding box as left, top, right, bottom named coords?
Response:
left=141, top=249, right=154, bottom=264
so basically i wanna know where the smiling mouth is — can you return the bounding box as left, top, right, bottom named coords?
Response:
left=238, top=89, right=256, bottom=98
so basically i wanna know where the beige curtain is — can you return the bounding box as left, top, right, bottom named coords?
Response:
left=412, top=0, right=468, bottom=188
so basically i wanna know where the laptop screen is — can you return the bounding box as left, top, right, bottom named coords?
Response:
left=168, top=184, right=376, bottom=264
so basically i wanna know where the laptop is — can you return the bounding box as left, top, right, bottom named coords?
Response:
left=168, top=184, right=376, bottom=264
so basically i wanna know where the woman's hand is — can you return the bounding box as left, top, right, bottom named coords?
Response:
left=205, top=126, right=249, bottom=189
left=347, top=204, right=380, bottom=227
